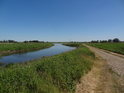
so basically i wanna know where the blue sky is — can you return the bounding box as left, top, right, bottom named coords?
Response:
left=0, top=0, right=124, bottom=42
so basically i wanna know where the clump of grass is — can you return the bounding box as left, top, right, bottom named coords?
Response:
left=0, top=62, right=4, bottom=66
left=0, top=45, right=94, bottom=93
left=88, top=43, right=124, bottom=55
left=0, top=66, right=60, bottom=93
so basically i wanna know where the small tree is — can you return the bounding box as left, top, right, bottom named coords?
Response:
left=108, top=39, right=112, bottom=43
left=113, top=38, right=120, bottom=43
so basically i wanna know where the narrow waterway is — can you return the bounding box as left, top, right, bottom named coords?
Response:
left=0, top=44, right=76, bottom=63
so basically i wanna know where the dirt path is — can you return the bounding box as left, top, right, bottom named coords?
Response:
left=75, top=45, right=124, bottom=93
left=86, top=45, right=124, bottom=76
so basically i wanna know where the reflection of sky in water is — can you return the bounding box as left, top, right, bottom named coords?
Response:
left=0, top=44, right=76, bottom=63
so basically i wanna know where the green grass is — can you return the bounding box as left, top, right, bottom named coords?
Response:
left=88, top=43, right=124, bottom=55
left=0, top=43, right=53, bottom=55
left=0, top=45, right=95, bottom=93
left=63, top=42, right=81, bottom=47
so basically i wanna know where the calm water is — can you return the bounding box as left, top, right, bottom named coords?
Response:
left=0, top=44, right=76, bottom=63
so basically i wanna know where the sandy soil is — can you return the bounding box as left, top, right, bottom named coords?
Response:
left=87, top=45, right=124, bottom=76
left=75, top=45, right=124, bottom=93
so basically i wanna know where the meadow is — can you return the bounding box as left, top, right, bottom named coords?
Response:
left=0, top=45, right=95, bottom=93
left=88, top=43, right=124, bottom=55
left=0, top=43, right=53, bottom=56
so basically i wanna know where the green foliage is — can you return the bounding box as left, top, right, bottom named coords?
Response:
left=0, top=43, right=53, bottom=51
left=63, top=42, right=81, bottom=47
left=36, top=47, right=94, bottom=92
left=0, top=46, right=94, bottom=93
left=0, top=66, right=60, bottom=93
left=0, top=43, right=53, bottom=56
left=89, top=43, right=124, bottom=55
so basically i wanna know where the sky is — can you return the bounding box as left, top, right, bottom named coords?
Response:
left=0, top=0, right=124, bottom=42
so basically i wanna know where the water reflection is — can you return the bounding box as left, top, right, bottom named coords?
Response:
left=0, top=44, right=76, bottom=63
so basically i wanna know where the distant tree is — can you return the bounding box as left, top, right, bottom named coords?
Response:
left=23, top=40, right=44, bottom=43
left=91, top=40, right=99, bottom=43
left=108, top=39, right=113, bottom=43
left=100, top=40, right=108, bottom=43
left=8, top=40, right=17, bottom=43
left=113, top=38, right=120, bottom=43
left=28, top=40, right=38, bottom=43
left=31, top=40, right=39, bottom=43
left=24, top=41, right=29, bottom=43
left=0, top=40, right=17, bottom=43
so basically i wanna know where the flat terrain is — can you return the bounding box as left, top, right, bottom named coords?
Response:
left=0, top=43, right=53, bottom=56
left=88, top=43, right=124, bottom=55
left=76, top=45, right=124, bottom=93
left=87, top=45, right=124, bottom=76
left=0, top=45, right=94, bottom=93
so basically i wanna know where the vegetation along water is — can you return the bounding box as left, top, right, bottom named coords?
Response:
left=0, top=44, right=75, bottom=63
left=0, top=44, right=95, bottom=93
left=0, top=42, right=53, bottom=56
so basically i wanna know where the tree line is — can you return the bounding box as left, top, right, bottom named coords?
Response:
left=0, top=40, right=45, bottom=43
left=91, top=38, right=121, bottom=43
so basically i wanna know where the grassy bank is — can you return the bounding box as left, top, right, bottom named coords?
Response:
left=88, top=43, right=124, bottom=55
left=0, top=43, right=53, bottom=56
left=63, top=42, right=81, bottom=47
left=0, top=45, right=94, bottom=93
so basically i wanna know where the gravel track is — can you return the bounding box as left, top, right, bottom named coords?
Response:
left=86, top=45, right=124, bottom=76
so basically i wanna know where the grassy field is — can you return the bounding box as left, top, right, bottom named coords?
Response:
left=88, top=43, right=124, bottom=55
left=0, top=43, right=53, bottom=56
left=0, top=45, right=95, bottom=93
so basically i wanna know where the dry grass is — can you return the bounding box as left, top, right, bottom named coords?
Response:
left=75, top=55, right=124, bottom=93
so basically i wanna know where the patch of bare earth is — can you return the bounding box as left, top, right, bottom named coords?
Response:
left=75, top=52, right=124, bottom=93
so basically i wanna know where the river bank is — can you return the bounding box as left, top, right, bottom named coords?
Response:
left=0, top=43, right=53, bottom=56
left=0, top=44, right=75, bottom=63
left=0, top=45, right=95, bottom=93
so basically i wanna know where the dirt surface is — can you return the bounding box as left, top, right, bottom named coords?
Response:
left=75, top=45, right=124, bottom=93
left=86, top=45, right=124, bottom=76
